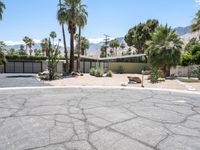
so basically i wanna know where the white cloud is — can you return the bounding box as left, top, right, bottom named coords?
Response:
left=4, top=41, right=24, bottom=46
left=88, top=37, right=114, bottom=44
left=196, top=0, right=200, bottom=5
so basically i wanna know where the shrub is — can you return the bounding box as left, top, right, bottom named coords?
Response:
left=150, top=67, right=159, bottom=83
left=90, top=68, right=96, bottom=76
left=193, top=66, right=200, bottom=80
left=117, top=66, right=124, bottom=74
left=106, top=70, right=113, bottom=77
left=95, top=68, right=104, bottom=77
left=158, top=70, right=165, bottom=78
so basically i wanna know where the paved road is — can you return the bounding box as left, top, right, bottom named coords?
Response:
left=0, top=87, right=200, bottom=150
left=0, top=74, right=46, bottom=87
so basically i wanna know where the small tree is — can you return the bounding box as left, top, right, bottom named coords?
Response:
left=0, top=41, right=6, bottom=65
left=47, top=39, right=61, bottom=80
left=18, top=44, right=27, bottom=55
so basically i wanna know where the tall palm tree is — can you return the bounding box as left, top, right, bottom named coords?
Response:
left=61, top=0, right=81, bottom=72
left=191, top=10, right=200, bottom=32
left=57, top=0, right=68, bottom=73
left=27, top=38, right=35, bottom=56
left=23, top=36, right=30, bottom=54
left=50, top=31, right=57, bottom=46
left=0, top=41, right=6, bottom=65
left=41, top=38, right=49, bottom=56
left=146, top=25, right=183, bottom=76
left=76, top=2, right=88, bottom=72
left=0, top=0, right=5, bottom=20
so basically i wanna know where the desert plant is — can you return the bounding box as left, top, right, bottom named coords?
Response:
left=117, top=66, right=124, bottom=74
left=90, top=68, right=96, bottom=76
left=150, top=67, right=159, bottom=83
left=95, top=68, right=104, bottom=77
left=106, top=70, right=113, bottom=77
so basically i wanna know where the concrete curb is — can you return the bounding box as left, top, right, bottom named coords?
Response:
left=0, top=86, right=200, bottom=95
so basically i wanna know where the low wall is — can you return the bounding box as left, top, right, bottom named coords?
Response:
left=108, top=63, right=149, bottom=74
left=170, top=65, right=199, bottom=77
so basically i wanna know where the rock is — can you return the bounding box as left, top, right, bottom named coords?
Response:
left=121, top=82, right=127, bottom=86
left=127, top=76, right=142, bottom=83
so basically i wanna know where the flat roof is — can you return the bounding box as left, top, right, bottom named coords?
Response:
left=74, top=54, right=146, bottom=61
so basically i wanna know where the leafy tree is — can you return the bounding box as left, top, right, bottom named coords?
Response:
left=191, top=10, right=200, bottom=38
left=181, top=53, right=193, bottom=78
left=146, top=25, right=183, bottom=76
left=120, top=42, right=125, bottom=51
left=7, top=48, right=16, bottom=56
left=23, top=36, right=30, bottom=54
left=57, top=0, right=69, bottom=73
left=125, top=19, right=159, bottom=54
left=0, top=0, right=5, bottom=20
left=27, top=38, right=35, bottom=56
left=18, top=44, right=27, bottom=55
left=50, top=31, right=57, bottom=45
left=190, top=45, right=200, bottom=65
left=34, top=49, right=42, bottom=57
left=0, top=41, right=6, bottom=65
left=75, top=35, right=89, bottom=55
left=109, top=39, right=120, bottom=56
left=184, top=38, right=199, bottom=52
left=40, top=38, right=49, bottom=56
left=100, top=45, right=107, bottom=58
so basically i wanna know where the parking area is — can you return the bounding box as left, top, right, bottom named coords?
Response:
left=0, top=74, right=47, bottom=88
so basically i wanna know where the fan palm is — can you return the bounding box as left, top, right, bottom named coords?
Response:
left=61, top=0, right=81, bottom=72
left=50, top=31, right=57, bottom=45
left=57, top=0, right=68, bottom=73
left=76, top=2, right=88, bottom=72
left=41, top=38, right=49, bottom=56
left=23, top=36, right=30, bottom=54
left=191, top=10, right=200, bottom=34
left=0, top=0, right=5, bottom=20
left=146, top=25, right=183, bottom=76
left=27, top=38, right=35, bottom=56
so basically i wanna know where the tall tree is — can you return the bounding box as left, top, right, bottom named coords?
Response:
left=57, top=0, right=68, bottom=73
left=50, top=31, right=57, bottom=45
left=109, top=39, right=120, bottom=56
left=0, top=0, right=5, bottom=20
left=41, top=38, right=49, bottom=56
left=61, top=0, right=81, bottom=72
left=23, top=36, right=30, bottom=54
left=18, top=44, right=27, bottom=55
left=27, top=38, right=35, bottom=56
left=125, top=19, right=159, bottom=54
left=100, top=45, right=107, bottom=58
left=146, top=25, right=183, bottom=76
left=76, top=1, right=88, bottom=72
left=75, top=35, right=89, bottom=55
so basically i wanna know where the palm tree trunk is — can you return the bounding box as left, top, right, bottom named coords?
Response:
left=62, top=23, right=68, bottom=73
left=69, top=33, right=74, bottom=73
left=77, top=27, right=81, bottom=72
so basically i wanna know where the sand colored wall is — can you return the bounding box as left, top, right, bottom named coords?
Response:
left=170, top=65, right=199, bottom=77
left=108, top=62, right=149, bottom=73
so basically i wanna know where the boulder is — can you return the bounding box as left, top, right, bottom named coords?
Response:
left=127, top=76, right=142, bottom=83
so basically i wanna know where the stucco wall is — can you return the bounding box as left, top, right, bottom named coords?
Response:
left=170, top=65, right=199, bottom=77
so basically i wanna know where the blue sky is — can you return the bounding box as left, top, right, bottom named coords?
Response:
left=0, top=0, right=199, bottom=45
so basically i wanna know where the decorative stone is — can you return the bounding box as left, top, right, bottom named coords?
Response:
left=127, top=76, right=142, bottom=83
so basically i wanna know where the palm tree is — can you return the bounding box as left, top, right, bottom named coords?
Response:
left=27, top=38, right=35, bottom=56
left=75, top=35, right=89, bottom=55
left=0, top=0, right=5, bottom=20
left=23, top=36, right=30, bottom=54
left=61, top=0, right=81, bottom=72
left=110, top=39, right=120, bottom=56
left=41, top=38, right=49, bottom=56
left=50, top=31, right=57, bottom=45
left=146, top=25, right=183, bottom=76
left=76, top=2, right=88, bottom=72
left=57, top=0, right=68, bottom=73
left=191, top=10, right=200, bottom=39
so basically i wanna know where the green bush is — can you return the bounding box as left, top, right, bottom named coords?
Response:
left=90, top=68, right=96, bottom=76
left=6, top=55, right=47, bottom=61
left=193, top=66, right=200, bottom=80
left=117, top=66, right=124, bottom=74
left=95, top=68, right=104, bottom=77
left=150, top=67, right=159, bottom=83
left=106, top=70, right=113, bottom=77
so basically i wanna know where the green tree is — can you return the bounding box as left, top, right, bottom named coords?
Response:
left=40, top=38, right=49, bottom=56
left=57, top=0, right=68, bottom=73
left=109, top=39, right=120, bottom=56
left=181, top=53, right=193, bottom=78
left=100, top=45, right=107, bottom=58
left=61, top=0, right=82, bottom=72
left=0, top=0, right=5, bottom=20
left=146, top=25, right=183, bottom=76
left=7, top=48, right=15, bottom=56
left=34, top=49, right=42, bottom=57
left=75, top=35, right=89, bottom=55
left=191, top=10, right=200, bottom=38
left=125, top=19, right=159, bottom=54
left=185, top=38, right=199, bottom=52
left=50, top=31, right=57, bottom=45
left=18, top=44, right=27, bottom=55
left=27, top=38, right=35, bottom=56
left=0, top=41, right=6, bottom=65
left=23, top=36, right=30, bottom=54
left=76, top=2, right=88, bottom=72
left=120, top=42, right=125, bottom=51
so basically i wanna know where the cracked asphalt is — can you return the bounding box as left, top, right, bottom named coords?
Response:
left=0, top=87, right=200, bottom=150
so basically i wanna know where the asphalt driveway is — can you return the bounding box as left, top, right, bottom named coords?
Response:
left=0, top=87, right=200, bottom=150
left=0, top=74, right=46, bottom=88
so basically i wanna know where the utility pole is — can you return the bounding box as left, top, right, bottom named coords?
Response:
left=104, top=34, right=110, bottom=57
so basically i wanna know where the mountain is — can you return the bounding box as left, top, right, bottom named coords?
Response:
left=175, top=26, right=191, bottom=36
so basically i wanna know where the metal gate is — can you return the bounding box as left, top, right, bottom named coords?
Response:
left=4, top=61, right=43, bottom=73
